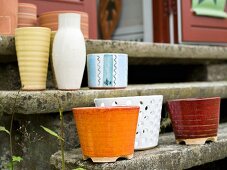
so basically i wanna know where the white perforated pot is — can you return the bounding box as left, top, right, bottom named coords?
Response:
left=94, top=95, right=163, bottom=150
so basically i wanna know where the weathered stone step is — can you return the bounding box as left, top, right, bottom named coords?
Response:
left=1, top=35, right=227, bottom=64
left=50, top=123, right=227, bottom=170
left=1, top=81, right=227, bottom=114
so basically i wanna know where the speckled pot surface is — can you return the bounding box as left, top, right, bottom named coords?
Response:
left=167, top=97, right=220, bottom=145
left=73, top=106, right=139, bottom=163
left=94, top=95, right=163, bottom=150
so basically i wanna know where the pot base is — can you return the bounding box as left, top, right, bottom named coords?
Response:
left=83, top=154, right=133, bottom=163
left=176, top=136, right=217, bottom=145
left=89, top=86, right=127, bottom=89
left=135, top=145, right=158, bottom=151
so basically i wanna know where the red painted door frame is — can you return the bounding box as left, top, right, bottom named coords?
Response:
left=153, top=0, right=178, bottom=43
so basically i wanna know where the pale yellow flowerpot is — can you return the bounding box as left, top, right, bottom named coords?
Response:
left=15, top=27, right=51, bottom=90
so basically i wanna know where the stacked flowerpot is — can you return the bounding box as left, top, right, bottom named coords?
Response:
left=39, top=10, right=89, bottom=39
left=18, top=3, right=37, bottom=27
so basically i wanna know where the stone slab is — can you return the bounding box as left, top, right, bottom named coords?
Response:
left=1, top=35, right=227, bottom=64
left=1, top=81, right=227, bottom=114
left=50, top=123, right=227, bottom=170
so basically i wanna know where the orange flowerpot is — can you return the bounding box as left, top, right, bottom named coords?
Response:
left=0, top=0, right=18, bottom=35
left=73, top=106, right=139, bottom=163
left=39, top=10, right=89, bottom=39
left=18, top=3, right=37, bottom=27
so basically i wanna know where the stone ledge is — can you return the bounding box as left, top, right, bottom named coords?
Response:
left=1, top=81, right=227, bottom=114
left=1, top=35, right=227, bottom=64
left=50, top=123, right=227, bottom=170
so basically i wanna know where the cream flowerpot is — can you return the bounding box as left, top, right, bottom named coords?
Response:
left=52, top=13, right=86, bottom=90
left=15, top=27, right=51, bottom=90
left=95, top=95, right=163, bottom=150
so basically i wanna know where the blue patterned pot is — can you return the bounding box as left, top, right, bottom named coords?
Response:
left=87, top=53, right=128, bottom=89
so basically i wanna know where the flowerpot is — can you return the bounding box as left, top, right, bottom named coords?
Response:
left=94, top=95, right=163, bottom=150
left=0, top=0, right=18, bottom=35
left=73, top=106, right=139, bottom=163
left=15, top=27, right=51, bottom=90
left=167, top=97, right=220, bottom=145
left=18, top=3, right=37, bottom=27
left=52, top=13, right=86, bottom=90
left=39, top=10, right=89, bottom=39
left=87, top=53, right=128, bottom=89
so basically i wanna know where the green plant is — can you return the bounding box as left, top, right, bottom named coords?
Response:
left=41, top=108, right=65, bottom=170
left=0, top=126, right=23, bottom=170
left=0, top=90, right=23, bottom=170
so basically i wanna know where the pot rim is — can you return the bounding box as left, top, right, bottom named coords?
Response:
left=87, top=53, right=128, bottom=56
left=19, top=3, right=37, bottom=8
left=167, top=96, right=220, bottom=103
left=39, top=10, right=88, bottom=17
left=15, top=27, right=51, bottom=31
left=73, top=106, right=140, bottom=111
left=94, top=95, right=163, bottom=102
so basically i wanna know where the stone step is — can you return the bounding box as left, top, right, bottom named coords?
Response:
left=1, top=35, right=227, bottom=65
left=1, top=81, right=227, bottom=114
left=50, top=123, right=227, bottom=170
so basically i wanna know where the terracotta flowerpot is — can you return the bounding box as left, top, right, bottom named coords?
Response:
left=15, top=27, right=51, bottom=90
left=87, top=53, right=128, bottom=89
left=0, top=0, right=18, bottom=35
left=18, top=3, right=37, bottom=28
left=73, top=106, right=139, bottom=163
left=39, top=10, right=89, bottom=39
left=94, top=95, right=163, bottom=150
left=167, top=97, right=220, bottom=145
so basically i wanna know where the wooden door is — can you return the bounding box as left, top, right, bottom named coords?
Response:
left=180, top=0, right=227, bottom=43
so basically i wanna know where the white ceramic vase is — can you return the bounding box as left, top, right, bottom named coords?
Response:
left=94, top=95, right=163, bottom=150
left=52, top=13, right=86, bottom=90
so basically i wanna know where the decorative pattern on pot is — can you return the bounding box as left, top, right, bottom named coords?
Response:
left=94, top=95, right=163, bottom=150
left=87, top=53, right=128, bottom=89
left=18, top=3, right=37, bottom=27
left=15, top=27, right=51, bottom=90
left=52, top=13, right=86, bottom=90
left=0, top=0, right=18, bottom=35
left=167, top=97, right=220, bottom=145
left=73, top=106, right=139, bottom=163
left=39, top=10, right=89, bottom=39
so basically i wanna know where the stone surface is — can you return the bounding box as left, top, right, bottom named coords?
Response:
left=0, top=112, right=79, bottom=170
left=206, top=64, right=227, bottom=81
left=50, top=123, right=227, bottom=170
left=1, top=81, right=227, bottom=114
left=1, top=35, right=227, bottom=64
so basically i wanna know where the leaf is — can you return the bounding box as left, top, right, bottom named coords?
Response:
left=41, top=125, right=64, bottom=141
left=0, top=126, right=10, bottom=135
left=72, top=168, right=86, bottom=170
left=12, top=156, right=23, bottom=162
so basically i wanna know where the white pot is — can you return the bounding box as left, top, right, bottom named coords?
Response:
left=52, top=13, right=86, bottom=90
left=94, top=95, right=163, bottom=150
